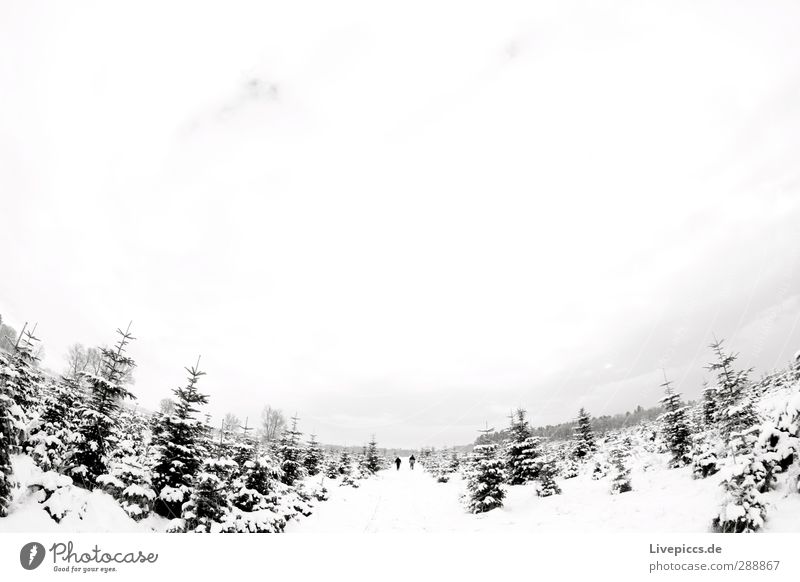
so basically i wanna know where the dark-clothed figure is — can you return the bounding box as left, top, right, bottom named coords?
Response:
left=409, top=455, right=416, bottom=470
left=395, top=456, right=401, bottom=470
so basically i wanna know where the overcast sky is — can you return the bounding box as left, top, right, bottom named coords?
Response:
left=2, top=0, right=800, bottom=448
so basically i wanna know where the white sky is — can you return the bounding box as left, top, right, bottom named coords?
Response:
left=2, top=0, right=800, bottom=448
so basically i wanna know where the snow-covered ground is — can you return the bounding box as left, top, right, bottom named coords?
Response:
left=288, top=455, right=800, bottom=533
left=0, top=455, right=169, bottom=533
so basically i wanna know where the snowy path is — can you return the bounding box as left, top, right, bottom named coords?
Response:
left=287, top=454, right=800, bottom=533
left=286, top=458, right=476, bottom=533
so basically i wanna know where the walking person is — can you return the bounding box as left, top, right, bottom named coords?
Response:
left=395, top=456, right=401, bottom=470
left=409, top=454, right=416, bottom=470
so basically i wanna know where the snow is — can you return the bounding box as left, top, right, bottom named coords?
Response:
left=0, top=455, right=169, bottom=533
left=288, top=453, right=799, bottom=533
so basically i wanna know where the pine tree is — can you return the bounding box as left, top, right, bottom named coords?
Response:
left=537, top=457, right=561, bottom=497
left=504, top=408, right=542, bottom=485
left=0, top=354, right=16, bottom=517
left=277, top=415, right=307, bottom=486
left=228, top=422, right=287, bottom=533
left=0, top=324, right=43, bottom=455
left=70, top=324, right=137, bottom=490
left=707, top=338, right=758, bottom=441
left=363, top=435, right=382, bottom=474
left=609, top=436, right=633, bottom=494
left=701, top=381, right=718, bottom=428
left=337, top=448, right=352, bottom=477
left=182, top=457, right=238, bottom=533
left=659, top=373, right=693, bottom=468
left=463, top=425, right=506, bottom=513
left=324, top=453, right=340, bottom=479
left=152, top=359, right=210, bottom=519
left=303, top=434, right=324, bottom=476
left=573, top=407, right=596, bottom=460
left=712, top=428, right=768, bottom=533
left=27, top=376, right=83, bottom=472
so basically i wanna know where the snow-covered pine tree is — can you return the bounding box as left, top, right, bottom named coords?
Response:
left=573, top=407, right=596, bottom=460
left=707, top=338, right=759, bottom=441
left=659, top=373, right=693, bottom=468
left=609, top=436, right=633, bottom=494
left=449, top=448, right=460, bottom=472
left=537, top=457, right=561, bottom=497
left=11, top=326, right=43, bottom=423
left=182, top=456, right=238, bottom=533
left=701, top=381, right=718, bottom=428
left=324, top=453, right=339, bottom=479
left=559, top=456, right=579, bottom=479
left=27, top=376, right=83, bottom=473
left=303, top=434, right=324, bottom=476
left=712, top=427, right=768, bottom=533
left=227, top=418, right=288, bottom=533
left=690, top=434, right=720, bottom=479
left=364, top=435, right=382, bottom=474
left=463, top=425, right=506, bottom=513
left=152, top=359, right=210, bottom=519
left=70, top=324, right=137, bottom=490
left=0, top=355, right=16, bottom=516
left=592, top=455, right=609, bottom=480
left=504, top=408, right=542, bottom=485
left=97, top=457, right=156, bottom=521
left=755, top=394, right=799, bottom=494
left=0, top=323, right=43, bottom=454
left=230, top=451, right=286, bottom=533
left=337, top=448, right=352, bottom=477
left=277, top=415, right=307, bottom=486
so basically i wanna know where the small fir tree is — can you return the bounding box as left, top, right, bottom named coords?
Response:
left=537, top=457, right=562, bottom=497
left=609, top=437, right=633, bottom=494
left=70, top=324, right=137, bottom=490
left=701, top=381, right=718, bottom=428
left=152, top=359, right=210, bottom=519
left=707, top=338, right=758, bottom=441
left=659, top=373, right=693, bottom=467
left=504, top=408, right=542, bottom=484
left=303, top=434, right=324, bottom=476
left=573, top=407, right=596, bottom=460
left=463, top=425, right=506, bottom=513
left=364, top=435, right=382, bottom=474
left=277, top=415, right=307, bottom=486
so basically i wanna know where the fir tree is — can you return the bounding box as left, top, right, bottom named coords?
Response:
left=707, top=338, right=758, bottom=441
left=537, top=457, right=562, bottom=497
left=701, top=381, right=718, bottom=428
left=712, top=428, right=768, bottom=533
left=277, top=415, right=307, bottom=486
left=463, top=425, right=506, bottom=513
left=573, top=407, right=596, bottom=460
left=27, top=376, right=83, bottom=473
left=504, top=408, right=542, bottom=485
left=0, top=324, right=43, bottom=452
left=0, top=355, right=16, bottom=517
left=303, top=434, right=324, bottom=476
left=182, top=457, right=238, bottom=533
left=324, top=453, right=340, bottom=479
left=609, top=436, right=633, bottom=494
left=70, top=324, right=137, bottom=490
left=152, top=359, right=210, bottom=519
left=659, top=373, right=693, bottom=468
left=337, top=448, right=352, bottom=477
left=363, top=435, right=382, bottom=474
